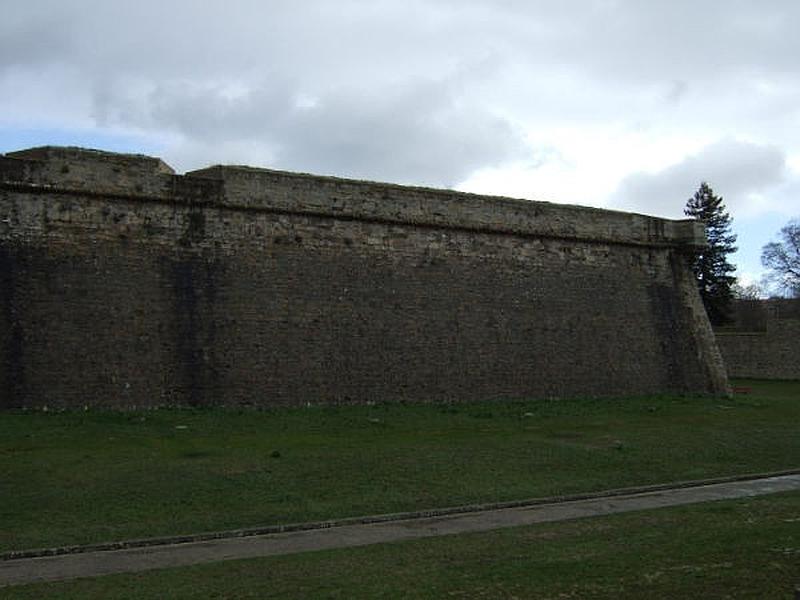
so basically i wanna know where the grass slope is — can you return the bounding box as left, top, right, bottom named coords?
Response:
left=1, top=379, right=798, bottom=552
left=6, top=490, right=800, bottom=599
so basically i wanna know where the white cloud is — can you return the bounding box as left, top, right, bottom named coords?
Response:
left=611, top=139, right=789, bottom=218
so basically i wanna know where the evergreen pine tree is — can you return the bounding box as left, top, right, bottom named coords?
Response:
left=684, top=182, right=738, bottom=326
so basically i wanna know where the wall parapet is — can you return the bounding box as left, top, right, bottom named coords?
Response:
left=1, top=146, right=705, bottom=250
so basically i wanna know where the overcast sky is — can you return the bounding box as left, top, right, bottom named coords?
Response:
left=2, top=1, right=799, bottom=286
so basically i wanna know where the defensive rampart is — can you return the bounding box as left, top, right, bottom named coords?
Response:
left=715, top=299, right=800, bottom=380
left=0, top=146, right=729, bottom=408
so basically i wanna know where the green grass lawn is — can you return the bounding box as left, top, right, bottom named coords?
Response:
left=6, top=490, right=800, bottom=599
left=1, top=379, right=798, bottom=553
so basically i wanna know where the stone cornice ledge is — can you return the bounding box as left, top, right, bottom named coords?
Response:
left=1, top=146, right=706, bottom=250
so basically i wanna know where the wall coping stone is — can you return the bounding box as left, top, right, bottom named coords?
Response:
left=1, top=146, right=706, bottom=249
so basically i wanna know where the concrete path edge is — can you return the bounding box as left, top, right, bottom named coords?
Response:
left=4, top=468, right=800, bottom=562
left=3, top=472, right=800, bottom=588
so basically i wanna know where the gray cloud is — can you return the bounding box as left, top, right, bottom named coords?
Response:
left=2, top=1, right=800, bottom=193
left=6, top=2, right=800, bottom=93
left=611, top=139, right=788, bottom=218
left=664, top=80, right=689, bottom=106
left=89, top=74, right=528, bottom=186
left=0, top=1, right=535, bottom=185
left=271, top=83, right=527, bottom=185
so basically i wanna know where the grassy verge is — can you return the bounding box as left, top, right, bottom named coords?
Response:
left=6, top=490, right=800, bottom=599
left=1, top=379, right=798, bottom=552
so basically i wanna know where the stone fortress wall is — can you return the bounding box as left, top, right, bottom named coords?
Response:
left=715, top=299, right=800, bottom=380
left=0, top=146, right=729, bottom=409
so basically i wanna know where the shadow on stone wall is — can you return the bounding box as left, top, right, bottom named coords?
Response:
left=715, top=298, right=800, bottom=380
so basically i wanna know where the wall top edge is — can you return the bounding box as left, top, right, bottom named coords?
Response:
left=6, top=146, right=175, bottom=174
left=0, top=146, right=706, bottom=249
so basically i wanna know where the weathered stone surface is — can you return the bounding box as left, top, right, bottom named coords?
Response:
left=715, top=299, right=800, bottom=380
left=0, top=146, right=729, bottom=408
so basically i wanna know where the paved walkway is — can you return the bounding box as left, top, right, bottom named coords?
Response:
left=3, top=473, right=799, bottom=587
